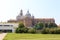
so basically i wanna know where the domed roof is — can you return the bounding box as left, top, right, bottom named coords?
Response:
left=25, top=10, right=31, bottom=17
left=16, top=15, right=24, bottom=20
left=16, top=9, right=24, bottom=20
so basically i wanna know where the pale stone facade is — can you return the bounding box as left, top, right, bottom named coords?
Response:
left=8, top=10, right=55, bottom=27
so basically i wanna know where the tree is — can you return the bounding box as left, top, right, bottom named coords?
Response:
left=18, top=22, right=25, bottom=28
left=45, top=23, right=48, bottom=28
left=23, top=27, right=28, bottom=33
left=48, top=23, right=57, bottom=28
left=35, top=23, right=44, bottom=30
left=15, top=22, right=28, bottom=33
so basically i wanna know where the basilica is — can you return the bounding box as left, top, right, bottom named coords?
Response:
left=8, top=10, right=55, bottom=27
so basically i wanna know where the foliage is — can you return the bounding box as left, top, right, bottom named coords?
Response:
left=35, top=23, right=44, bottom=30
left=23, top=27, right=28, bottom=33
left=41, top=28, right=60, bottom=34
left=41, top=28, right=49, bottom=34
left=28, top=28, right=36, bottom=34
left=48, top=23, right=57, bottom=28
left=35, top=23, right=58, bottom=30
left=18, top=22, right=25, bottom=28
left=15, top=22, right=58, bottom=34
left=15, top=23, right=28, bottom=33
left=45, top=23, right=49, bottom=28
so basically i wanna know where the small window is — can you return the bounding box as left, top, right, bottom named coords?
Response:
left=0, top=25, right=3, bottom=26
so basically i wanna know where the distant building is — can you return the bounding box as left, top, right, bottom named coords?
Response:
left=8, top=9, right=55, bottom=27
left=0, top=23, right=18, bottom=33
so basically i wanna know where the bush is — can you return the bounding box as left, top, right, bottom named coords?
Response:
left=28, top=28, right=36, bottom=34
left=15, top=28, right=20, bottom=33
left=18, top=23, right=25, bottom=28
left=23, top=27, right=28, bottom=33
left=55, top=28, right=60, bottom=34
left=41, top=28, right=50, bottom=34
left=15, top=23, right=28, bottom=33
left=41, top=28, right=60, bottom=34
left=15, top=27, right=28, bottom=33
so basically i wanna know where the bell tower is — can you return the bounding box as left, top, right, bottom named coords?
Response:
left=20, top=9, right=23, bottom=16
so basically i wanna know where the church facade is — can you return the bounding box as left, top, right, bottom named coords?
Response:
left=8, top=10, right=55, bottom=27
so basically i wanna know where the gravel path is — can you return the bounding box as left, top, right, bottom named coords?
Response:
left=0, top=33, right=7, bottom=40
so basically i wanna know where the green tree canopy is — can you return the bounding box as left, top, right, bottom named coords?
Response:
left=18, top=22, right=25, bottom=28
left=15, top=22, right=28, bottom=33
left=35, top=23, right=44, bottom=30
left=48, top=23, right=57, bottom=28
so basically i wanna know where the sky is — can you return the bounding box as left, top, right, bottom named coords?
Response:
left=0, top=0, right=60, bottom=25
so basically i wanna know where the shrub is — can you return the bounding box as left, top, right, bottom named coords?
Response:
left=15, top=28, right=20, bottom=33
left=18, top=23, right=25, bottom=28
left=28, top=28, right=36, bottom=34
left=15, top=22, right=28, bottom=33
left=23, top=27, right=28, bottom=33
left=41, top=28, right=49, bottom=34
left=41, top=28, right=60, bottom=34
left=55, top=28, right=60, bottom=34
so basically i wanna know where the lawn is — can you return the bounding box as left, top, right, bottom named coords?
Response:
left=4, top=33, right=60, bottom=40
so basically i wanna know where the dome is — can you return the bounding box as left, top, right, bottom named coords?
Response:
left=16, top=15, right=20, bottom=20
left=16, top=9, right=24, bottom=20
left=16, top=14, right=24, bottom=21
left=25, top=10, right=31, bottom=17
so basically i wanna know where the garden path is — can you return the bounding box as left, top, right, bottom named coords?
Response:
left=0, top=33, right=7, bottom=40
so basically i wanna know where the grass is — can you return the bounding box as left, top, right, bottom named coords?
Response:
left=4, top=33, right=60, bottom=40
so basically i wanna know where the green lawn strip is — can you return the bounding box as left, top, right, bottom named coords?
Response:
left=3, top=33, right=60, bottom=40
